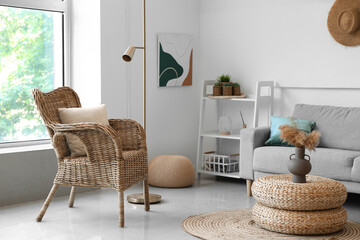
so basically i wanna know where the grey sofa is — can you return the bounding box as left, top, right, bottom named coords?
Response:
left=240, top=104, right=360, bottom=195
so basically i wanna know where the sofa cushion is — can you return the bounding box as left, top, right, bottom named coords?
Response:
left=292, top=104, right=360, bottom=151
left=265, top=116, right=315, bottom=146
left=253, top=146, right=360, bottom=181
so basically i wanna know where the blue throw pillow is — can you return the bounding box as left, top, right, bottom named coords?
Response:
left=265, top=116, right=315, bottom=146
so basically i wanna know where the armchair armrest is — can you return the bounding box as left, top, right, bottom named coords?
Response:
left=50, top=123, right=122, bottom=161
left=109, top=119, right=147, bottom=151
left=240, top=126, right=270, bottom=180
left=51, top=122, right=119, bottom=139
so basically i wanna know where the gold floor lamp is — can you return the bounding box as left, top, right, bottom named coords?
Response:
left=122, top=0, right=161, bottom=204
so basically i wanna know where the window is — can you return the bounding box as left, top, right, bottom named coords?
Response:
left=0, top=0, right=69, bottom=145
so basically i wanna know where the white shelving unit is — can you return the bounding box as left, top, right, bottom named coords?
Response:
left=196, top=80, right=274, bottom=179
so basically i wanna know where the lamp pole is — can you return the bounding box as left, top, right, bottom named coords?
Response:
left=122, top=0, right=146, bottom=130
left=123, top=0, right=161, bottom=205
left=142, top=0, right=146, bottom=131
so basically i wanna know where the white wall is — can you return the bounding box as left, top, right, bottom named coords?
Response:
left=100, top=0, right=201, bottom=162
left=100, top=0, right=128, bottom=118
left=71, top=0, right=101, bottom=107
left=146, top=0, right=201, bottom=161
left=0, top=149, right=94, bottom=206
left=72, top=0, right=201, bottom=164
left=199, top=0, right=360, bottom=119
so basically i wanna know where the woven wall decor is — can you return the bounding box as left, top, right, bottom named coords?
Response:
left=328, top=0, right=360, bottom=46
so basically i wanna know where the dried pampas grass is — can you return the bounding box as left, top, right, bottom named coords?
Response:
left=304, top=131, right=321, bottom=151
left=279, top=125, right=321, bottom=151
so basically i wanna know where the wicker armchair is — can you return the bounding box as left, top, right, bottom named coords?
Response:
left=32, top=87, right=149, bottom=227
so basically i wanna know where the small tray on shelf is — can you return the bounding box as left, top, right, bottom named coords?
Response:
left=208, top=94, right=247, bottom=99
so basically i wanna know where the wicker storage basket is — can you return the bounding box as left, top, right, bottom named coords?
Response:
left=213, top=86, right=222, bottom=96
left=233, top=86, right=241, bottom=96
left=222, top=86, right=233, bottom=96
left=202, top=151, right=239, bottom=173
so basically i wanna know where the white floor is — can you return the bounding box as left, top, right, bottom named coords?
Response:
left=0, top=178, right=360, bottom=240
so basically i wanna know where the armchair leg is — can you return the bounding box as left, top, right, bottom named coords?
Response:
left=68, top=186, right=76, bottom=208
left=119, top=191, right=124, bottom=227
left=36, top=184, right=59, bottom=222
left=143, top=178, right=150, bottom=211
left=246, top=179, right=253, bottom=197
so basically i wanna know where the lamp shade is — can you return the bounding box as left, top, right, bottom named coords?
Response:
left=122, top=46, right=136, bottom=62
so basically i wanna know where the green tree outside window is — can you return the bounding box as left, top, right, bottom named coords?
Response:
left=0, top=6, right=59, bottom=142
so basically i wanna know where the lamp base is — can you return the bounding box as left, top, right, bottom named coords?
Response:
left=127, top=193, right=161, bottom=204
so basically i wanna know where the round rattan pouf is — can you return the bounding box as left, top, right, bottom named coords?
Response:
left=251, top=174, right=348, bottom=235
left=252, top=174, right=347, bottom=211
left=252, top=203, right=348, bottom=235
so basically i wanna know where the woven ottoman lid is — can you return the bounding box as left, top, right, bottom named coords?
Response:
left=252, top=174, right=347, bottom=211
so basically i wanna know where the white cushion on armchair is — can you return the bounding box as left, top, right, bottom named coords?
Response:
left=58, top=104, right=110, bottom=156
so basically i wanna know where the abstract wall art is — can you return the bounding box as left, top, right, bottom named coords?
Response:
left=158, top=33, right=193, bottom=87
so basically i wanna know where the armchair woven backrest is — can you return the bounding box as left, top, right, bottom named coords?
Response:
left=32, top=87, right=82, bottom=140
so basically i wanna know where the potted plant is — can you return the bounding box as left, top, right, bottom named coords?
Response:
left=233, top=82, right=241, bottom=96
left=222, top=83, right=233, bottom=96
left=217, top=74, right=231, bottom=85
left=213, top=81, right=222, bottom=96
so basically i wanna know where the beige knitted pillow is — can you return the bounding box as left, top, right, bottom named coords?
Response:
left=58, top=104, right=110, bottom=157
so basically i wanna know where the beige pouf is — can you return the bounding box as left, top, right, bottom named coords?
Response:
left=149, top=155, right=195, bottom=188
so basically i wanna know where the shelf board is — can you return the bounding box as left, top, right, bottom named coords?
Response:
left=208, top=94, right=247, bottom=99
left=201, top=130, right=240, bottom=140
left=198, top=170, right=240, bottom=179
left=202, top=96, right=255, bottom=102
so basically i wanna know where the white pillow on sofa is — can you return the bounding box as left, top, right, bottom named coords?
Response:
left=58, top=104, right=110, bottom=157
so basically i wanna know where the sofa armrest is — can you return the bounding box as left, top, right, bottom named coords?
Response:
left=240, top=126, right=270, bottom=180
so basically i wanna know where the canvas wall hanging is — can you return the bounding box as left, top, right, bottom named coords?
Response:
left=158, top=33, right=193, bottom=87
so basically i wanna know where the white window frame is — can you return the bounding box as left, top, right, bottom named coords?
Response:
left=0, top=0, right=70, bottom=148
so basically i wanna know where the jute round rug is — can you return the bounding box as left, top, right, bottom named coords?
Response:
left=182, top=209, right=360, bottom=240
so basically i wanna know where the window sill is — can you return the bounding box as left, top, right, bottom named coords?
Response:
left=0, top=144, right=53, bottom=155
